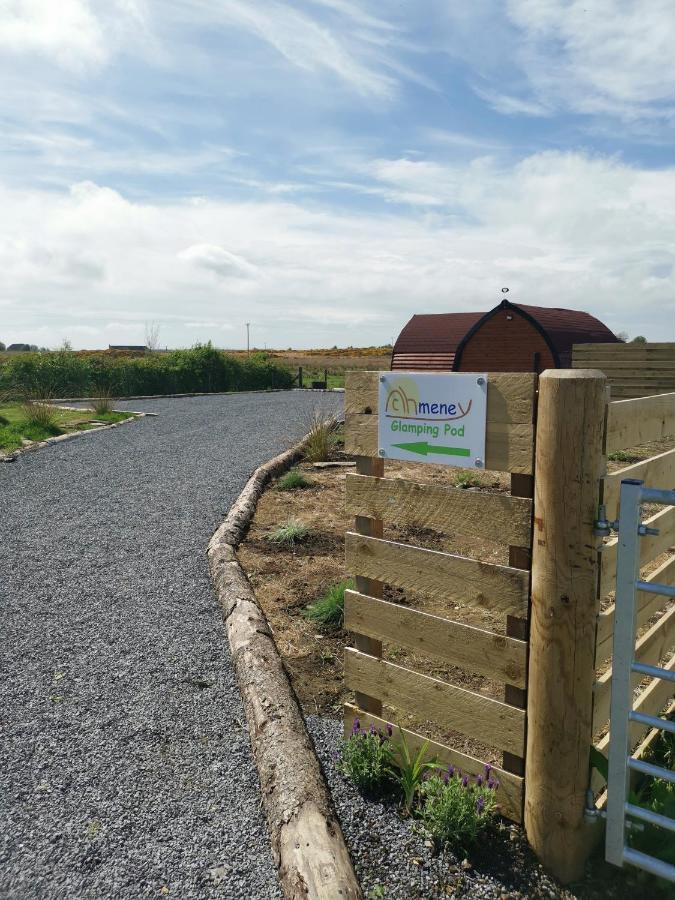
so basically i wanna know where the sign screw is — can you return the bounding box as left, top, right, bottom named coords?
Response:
left=475, top=458, right=483, bottom=468
left=476, top=376, right=485, bottom=386
left=379, top=449, right=386, bottom=457
left=380, top=375, right=386, bottom=383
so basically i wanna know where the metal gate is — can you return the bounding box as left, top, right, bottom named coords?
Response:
left=606, top=478, right=675, bottom=882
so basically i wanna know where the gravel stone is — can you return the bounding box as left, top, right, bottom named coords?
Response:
left=0, top=392, right=340, bottom=900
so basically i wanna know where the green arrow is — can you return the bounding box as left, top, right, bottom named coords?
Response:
left=391, top=441, right=471, bottom=458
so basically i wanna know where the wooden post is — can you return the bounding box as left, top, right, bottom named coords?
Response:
left=524, top=369, right=606, bottom=883
left=353, top=455, right=384, bottom=716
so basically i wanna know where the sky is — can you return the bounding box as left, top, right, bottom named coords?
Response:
left=2, top=1, right=675, bottom=350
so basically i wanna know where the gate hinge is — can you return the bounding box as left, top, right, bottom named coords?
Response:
left=594, top=504, right=619, bottom=538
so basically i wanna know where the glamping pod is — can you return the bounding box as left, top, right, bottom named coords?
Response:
left=391, top=299, right=619, bottom=373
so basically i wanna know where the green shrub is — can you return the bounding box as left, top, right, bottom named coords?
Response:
left=455, top=472, right=483, bottom=489
left=419, top=765, right=499, bottom=852
left=0, top=343, right=293, bottom=397
left=92, top=391, right=114, bottom=415
left=266, top=519, right=309, bottom=545
left=608, top=449, right=640, bottom=463
left=277, top=470, right=311, bottom=491
left=336, top=719, right=395, bottom=794
left=304, top=579, right=353, bottom=630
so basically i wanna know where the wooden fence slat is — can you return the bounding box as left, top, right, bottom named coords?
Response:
left=606, top=392, right=675, bottom=453
left=343, top=703, right=524, bottom=823
left=592, top=605, right=675, bottom=734
left=344, top=414, right=534, bottom=474
left=599, top=505, right=675, bottom=598
left=596, top=554, right=675, bottom=664
left=344, top=649, right=526, bottom=756
left=345, top=532, right=529, bottom=616
left=345, top=474, right=532, bottom=545
left=344, top=590, right=527, bottom=687
left=344, top=371, right=537, bottom=423
left=603, top=446, right=675, bottom=519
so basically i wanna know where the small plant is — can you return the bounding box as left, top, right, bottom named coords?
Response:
left=266, top=518, right=309, bottom=545
left=303, top=409, right=340, bottom=463
left=21, top=395, right=60, bottom=433
left=608, top=449, right=639, bottom=463
left=455, top=471, right=482, bottom=489
left=92, top=390, right=114, bottom=416
left=277, top=470, right=311, bottom=491
left=419, top=764, right=499, bottom=852
left=336, top=719, right=395, bottom=794
left=389, top=730, right=445, bottom=814
left=303, top=578, right=353, bottom=630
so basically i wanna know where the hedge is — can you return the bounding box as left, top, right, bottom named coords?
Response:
left=0, top=345, right=294, bottom=397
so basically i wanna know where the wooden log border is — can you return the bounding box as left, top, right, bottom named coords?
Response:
left=207, top=435, right=362, bottom=900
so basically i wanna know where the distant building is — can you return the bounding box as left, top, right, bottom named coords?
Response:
left=7, top=343, right=31, bottom=351
left=108, top=345, right=148, bottom=352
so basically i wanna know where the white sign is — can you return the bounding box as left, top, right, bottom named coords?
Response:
left=378, top=372, right=488, bottom=468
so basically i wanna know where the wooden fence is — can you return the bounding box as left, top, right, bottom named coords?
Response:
left=572, top=342, right=675, bottom=399
left=590, top=391, right=675, bottom=807
left=343, top=370, right=675, bottom=884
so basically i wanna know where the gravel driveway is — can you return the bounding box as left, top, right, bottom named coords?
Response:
left=0, top=391, right=341, bottom=900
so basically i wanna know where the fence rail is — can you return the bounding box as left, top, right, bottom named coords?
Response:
left=573, top=343, right=675, bottom=400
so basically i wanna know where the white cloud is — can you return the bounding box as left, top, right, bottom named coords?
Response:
left=0, top=0, right=148, bottom=71
left=2, top=152, right=675, bottom=348
left=177, top=244, right=257, bottom=279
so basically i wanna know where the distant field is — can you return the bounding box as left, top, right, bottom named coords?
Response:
left=229, top=346, right=393, bottom=387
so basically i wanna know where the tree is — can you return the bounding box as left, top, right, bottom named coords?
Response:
left=631, top=335, right=647, bottom=344
left=0, top=341, right=5, bottom=351
left=145, top=320, right=161, bottom=352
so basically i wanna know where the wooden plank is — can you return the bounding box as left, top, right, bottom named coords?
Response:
left=344, top=371, right=536, bottom=423
left=603, top=447, right=675, bottom=519
left=343, top=704, right=524, bottom=823
left=345, top=532, right=529, bottom=616
left=352, top=455, right=384, bottom=717
left=345, top=414, right=534, bottom=474
left=345, top=474, right=532, bottom=545
left=344, top=649, right=526, bottom=756
left=595, top=554, right=675, bottom=664
left=592, top=605, right=675, bottom=734
left=344, top=590, right=527, bottom=687
left=599, top=505, right=675, bottom=598
left=606, top=392, right=675, bottom=453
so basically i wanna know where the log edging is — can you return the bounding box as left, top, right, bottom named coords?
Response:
left=207, top=437, right=362, bottom=899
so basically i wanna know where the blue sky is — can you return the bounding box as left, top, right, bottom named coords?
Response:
left=2, top=0, right=675, bottom=349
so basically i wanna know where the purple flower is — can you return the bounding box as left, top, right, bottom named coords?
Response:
left=476, top=775, right=484, bottom=787
left=484, top=764, right=492, bottom=776
left=369, top=724, right=377, bottom=736
left=476, top=796, right=485, bottom=813
left=353, top=718, right=360, bottom=731
left=442, top=772, right=450, bottom=785
left=461, top=775, right=469, bottom=788
left=447, top=765, right=455, bottom=778
left=488, top=779, right=500, bottom=791
left=386, top=723, right=393, bottom=737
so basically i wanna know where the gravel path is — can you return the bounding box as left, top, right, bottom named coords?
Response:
left=0, top=392, right=340, bottom=900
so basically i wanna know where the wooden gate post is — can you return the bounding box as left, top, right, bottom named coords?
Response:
left=524, top=369, right=606, bottom=883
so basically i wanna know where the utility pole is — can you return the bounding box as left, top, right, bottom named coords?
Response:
left=246, top=322, right=250, bottom=356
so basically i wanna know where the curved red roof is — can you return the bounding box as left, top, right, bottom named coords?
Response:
left=392, top=301, right=620, bottom=371
left=392, top=312, right=483, bottom=371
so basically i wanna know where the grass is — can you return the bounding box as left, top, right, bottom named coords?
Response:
left=277, top=470, right=312, bottom=491
left=0, top=402, right=133, bottom=452
left=92, top=391, right=114, bottom=415
left=455, top=471, right=484, bottom=489
left=303, top=410, right=340, bottom=463
left=304, top=578, right=354, bottom=630
left=266, top=519, right=309, bottom=546
left=607, top=449, right=641, bottom=463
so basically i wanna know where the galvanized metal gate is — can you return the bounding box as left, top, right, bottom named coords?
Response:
left=606, top=478, right=675, bottom=882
